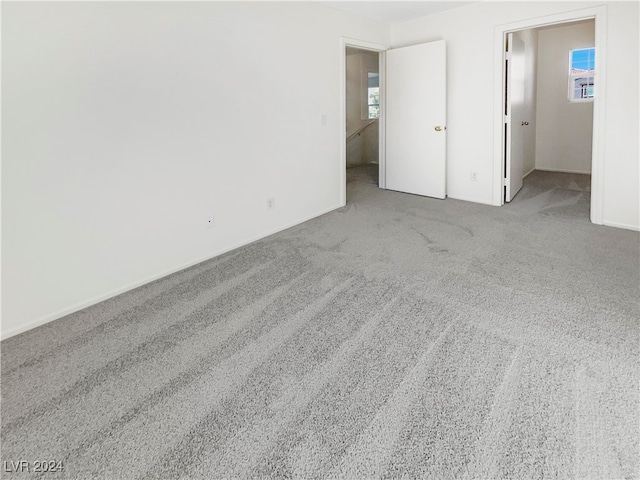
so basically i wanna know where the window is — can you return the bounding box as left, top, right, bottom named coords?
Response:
left=569, top=47, right=595, bottom=101
left=367, top=72, right=379, bottom=119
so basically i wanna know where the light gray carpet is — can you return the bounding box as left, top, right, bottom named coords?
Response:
left=347, top=162, right=379, bottom=186
left=2, top=170, right=638, bottom=479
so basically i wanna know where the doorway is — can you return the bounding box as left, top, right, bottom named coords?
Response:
left=504, top=20, right=595, bottom=213
left=340, top=37, right=448, bottom=206
left=339, top=38, right=387, bottom=206
left=345, top=47, right=380, bottom=191
left=494, top=6, right=606, bottom=225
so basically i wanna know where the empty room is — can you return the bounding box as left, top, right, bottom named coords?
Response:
left=1, top=1, right=638, bottom=478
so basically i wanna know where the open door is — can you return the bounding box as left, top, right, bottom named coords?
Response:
left=505, top=33, right=525, bottom=202
left=386, top=40, right=446, bottom=199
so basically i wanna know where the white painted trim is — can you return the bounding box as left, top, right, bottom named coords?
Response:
left=0, top=203, right=342, bottom=340
left=493, top=6, right=607, bottom=225
left=523, top=167, right=536, bottom=179
left=492, top=29, right=507, bottom=206
left=602, top=221, right=640, bottom=232
left=535, top=167, right=592, bottom=175
left=340, top=37, right=389, bottom=206
left=378, top=51, right=387, bottom=189
left=447, top=194, right=494, bottom=206
left=590, top=7, right=607, bottom=226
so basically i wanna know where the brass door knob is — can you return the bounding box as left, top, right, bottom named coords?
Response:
left=435, top=126, right=443, bottom=132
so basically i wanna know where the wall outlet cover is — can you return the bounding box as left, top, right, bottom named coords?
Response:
left=266, top=198, right=275, bottom=210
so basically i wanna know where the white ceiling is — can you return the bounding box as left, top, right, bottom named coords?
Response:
left=318, top=1, right=477, bottom=24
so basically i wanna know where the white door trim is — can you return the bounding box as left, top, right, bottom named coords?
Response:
left=492, top=6, right=607, bottom=225
left=505, top=32, right=525, bottom=202
left=340, top=37, right=389, bottom=207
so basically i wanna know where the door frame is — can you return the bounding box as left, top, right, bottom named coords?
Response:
left=340, top=37, right=389, bottom=206
left=504, top=32, right=525, bottom=203
left=493, top=6, right=607, bottom=224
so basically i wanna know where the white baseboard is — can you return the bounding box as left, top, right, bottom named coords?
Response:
left=535, top=167, right=592, bottom=175
left=602, top=220, right=640, bottom=232
left=522, top=167, right=535, bottom=179
left=1, top=204, right=342, bottom=341
left=446, top=194, right=495, bottom=206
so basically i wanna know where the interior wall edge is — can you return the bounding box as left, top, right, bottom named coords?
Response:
left=445, top=194, right=495, bottom=207
left=601, top=221, right=640, bottom=232
left=0, top=202, right=343, bottom=341
left=535, top=167, right=593, bottom=175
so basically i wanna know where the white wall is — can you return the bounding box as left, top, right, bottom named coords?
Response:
left=391, top=1, right=639, bottom=231
left=1, top=2, right=389, bottom=338
left=600, top=2, right=640, bottom=230
left=536, top=21, right=595, bottom=174
left=361, top=120, right=379, bottom=165
left=514, top=29, right=538, bottom=177
left=346, top=53, right=363, bottom=137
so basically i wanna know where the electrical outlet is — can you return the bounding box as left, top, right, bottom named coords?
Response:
left=266, top=197, right=275, bottom=210
left=470, top=171, right=478, bottom=182
left=205, top=214, right=215, bottom=229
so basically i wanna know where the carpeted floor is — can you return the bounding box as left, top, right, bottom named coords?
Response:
left=347, top=162, right=379, bottom=187
left=1, top=170, right=638, bottom=479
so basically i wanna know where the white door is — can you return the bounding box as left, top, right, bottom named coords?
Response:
left=505, top=33, right=525, bottom=202
left=386, top=40, right=446, bottom=199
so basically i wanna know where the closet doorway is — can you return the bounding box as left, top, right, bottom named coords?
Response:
left=504, top=20, right=595, bottom=216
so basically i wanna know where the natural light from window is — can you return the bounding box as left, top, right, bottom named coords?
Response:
left=368, top=72, right=380, bottom=119
left=569, top=47, right=595, bottom=102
